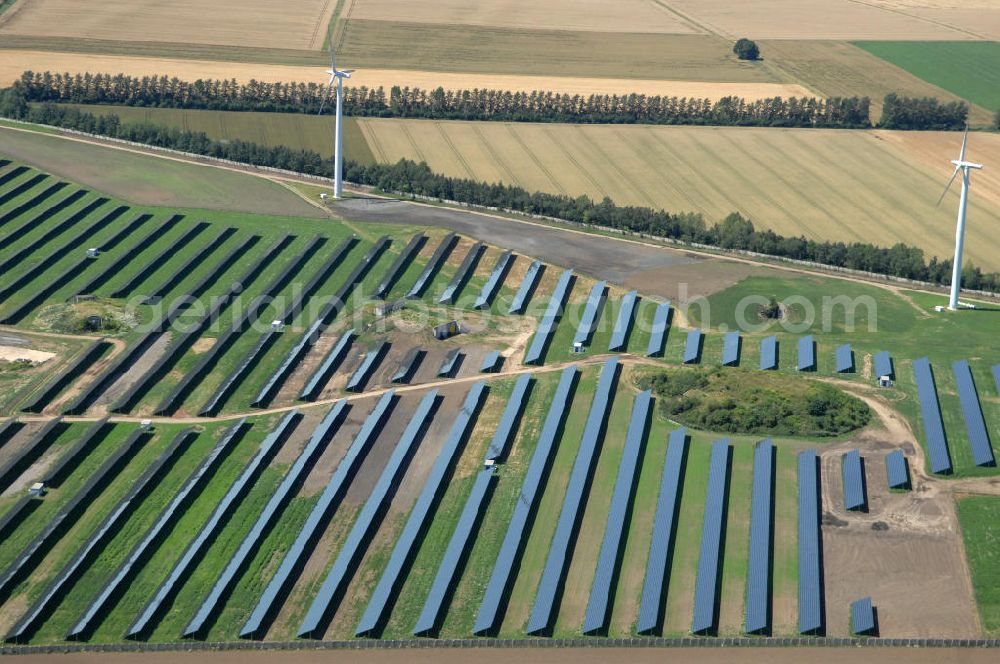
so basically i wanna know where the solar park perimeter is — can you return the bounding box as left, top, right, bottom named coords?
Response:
left=0, top=155, right=998, bottom=648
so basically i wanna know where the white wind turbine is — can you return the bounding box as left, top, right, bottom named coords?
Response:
left=318, top=51, right=354, bottom=199
left=936, top=126, right=984, bottom=310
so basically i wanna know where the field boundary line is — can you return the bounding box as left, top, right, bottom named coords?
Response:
left=472, top=124, right=519, bottom=186
left=504, top=124, right=570, bottom=196
left=845, top=0, right=986, bottom=40
left=435, top=121, right=477, bottom=181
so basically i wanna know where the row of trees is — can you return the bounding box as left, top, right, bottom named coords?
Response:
left=879, top=93, right=969, bottom=130
left=14, top=70, right=872, bottom=128
left=4, top=93, right=995, bottom=293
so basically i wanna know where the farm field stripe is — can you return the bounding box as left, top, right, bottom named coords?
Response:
left=126, top=412, right=300, bottom=639
left=67, top=420, right=251, bottom=640
left=183, top=403, right=347, bottom=638
left=5, top=427, right=197, bottom=643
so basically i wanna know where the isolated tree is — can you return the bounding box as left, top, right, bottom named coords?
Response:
left=733, top=38, right=760, bottom=61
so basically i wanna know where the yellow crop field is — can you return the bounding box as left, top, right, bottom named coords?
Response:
left=357, top=118, right=1000, bottom=270
left=865, top=1, right=1000, bottom=39
left=0, top=0, right=337, bottom=49
left=664, top=0, right=978, bottom=39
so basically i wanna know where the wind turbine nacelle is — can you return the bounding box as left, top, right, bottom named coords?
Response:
left=951, top=159, right=983, bottom=170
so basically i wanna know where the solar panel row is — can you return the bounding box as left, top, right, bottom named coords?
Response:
left=20, top=340, right=111, bottom=413
left=994, top=364, right=1000, bottom=396
left=142, top=226, right=236, bottom=303
left=797, top=335, right=816, bottom=371
left=407, top=233, right=457, bottom=299
left=107, top=220, right=209, bottom=299
left=373, top=233, right=426, bottom=299
left=414, top=466, right=495, bottom=635
left=127, top=412, right=300, bottom=639
left=885, top=450, right=910, bottom=490
left=346, top=342, right=389, bottom=392
left=474, top=365, right=578, bottom=635
left=439, top=241, right=485, bottom=304
left=524, top=269, right=574, bottom=365
left=636, top=427, right=687, bottom=635
left=952, top=360, right=995, bottom=467
left=300, top=331, right=355, bottom=400
left=75, top=213, right=173, bottom=295
left=798, top=449, right=823, bottom=634
left=608, top=290, right=639, bottom=352
left=0, top=179, right=61, bottom=225
left=38, top=419, right=110, bottom=487
left=185, top=403, right=349, bottom=638
left=438, top=349, right=463, bottom=378
left=485, top=373, right=532, bottom=462
left=356, top=383, right=487, bottom=636
left=692, top=439, right=731, bottom=634
left=508, top=260, right=543, bottom=315
left=851, top=596, right=875, bottom=635
left=874, top=351, right=894, bottom=380
left=912, top=357, right=953, bottom=474
left=683, top=329, right=703, bottom=364
left=835, top=344, right=854, bottom=373
left=0, top=419, right=63, bottom=494
left=240, top=393, right=396, bottom=639
left=67, top=420, right=249, bottom=640
left=0, top=426, right=148, bottom=605
left=842, top=449, right=866, bottom=511
left=298, top=392, right=438, bottom=638
left=583, top=389, right=652, bottom=634
left=475, top=250, right=515, bottom=310
left=745, top=439, right=774, bottom=635
left=646, top=302, right=672, bottom=357
left=5, top=429, right=197, bottom=643
left=528, top=358, right=620, bottom=635
left=480, top=350, right=502, bottom=373
left=722, top=331, right=741, bottom=366
left=0, top=189, right=88, bottom=255
left=760, top=336, right=778, bottom=370
left=573, top=280, right=608, bottom=346
left=392, top=347, right=425, bottom=383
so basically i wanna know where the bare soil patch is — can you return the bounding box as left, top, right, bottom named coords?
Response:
left=87, top=333, right=172, bottom=415
left=0, top=345, right=54, bottom=363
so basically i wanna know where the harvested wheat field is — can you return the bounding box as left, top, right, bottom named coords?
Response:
left=866, top=0, right=1000, bottom=39
left=0, top=0, right=337, bottom=49
left=346, top=0, right=698, bottom=33
left=357, top=118, right=1000, bottom=269
left=665, top=0, right=977, bottom=39
left=0, top=49, right=811, bottom=99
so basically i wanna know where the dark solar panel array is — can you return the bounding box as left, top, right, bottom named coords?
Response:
left=298, top=391, right=438, bottom=638
left=760, top=336, right=778, bottom=370
left=692, top=439, right=731, bottom=634
left=527, top=358, right=619, bottom=635
left=797, top=335, right=816, bottom=371
left=0, top=197, right=111, bottom=274
left=885, top=450, right=910, bottom=490
left=300, top=331, right=356, bottom=400
left=407, top=233, right=457, bottom=299
left=851, top=597, right=875, bottom=635
left=913, top=357, right=952, bottom=474
left=437, top=348, right=462, bottom=378
left=0, top=189, right=88, bottom=254
left=108, top=221, right=209, bottom=298
left=140, top=227, right=236, bottom=303
left=608, top=290, right=638, bottom=352
left=439, top=241, right=484, bottom=304
left=356, top=383, right=487, bottom=636
left=524, top=269, right=574, bottom=365
left=346, top=342, right=389, bottom=392
left=722, top=331, right=741, bottom=366
left=636, top=426, right=687, bottom=635
left=485, top=373, right=532, bottom=461
left=683, top=330, right=703, bottom=364
left=583, top=389, right=651, bottom=634
left=479, top=350, right=502, bottom=373
left=240, top=393, right=396, bottom=639
left=508, top=260, right=543, bottom=314
left=67, top=420, right=249, bottom=640
left=414, top=466, right=495, bottom=635
left=5, top=428, right=196, bottom=643
left=952, top=360, right=995, bottom=467
left=0, top=419, right=64, bottom=494
left=835, top=344, right=854, bottom=373
left=746, top=439, right=774, bottom=634
left=184, top=403, right=348, bottom=638
left=20, top=340, right=111, bottom=413
left=841, top=449, right=866, bottom=511
left=38, top=419, right=110, bottom=487
left=373, top=233, right=426, bottom=299
left=475, top=250, right=515, bottom=310
left=573, top=280, right=608, bottom=346
left=646, top=302, right=672, bottom=357
left=798, top=449, right=822, bottom=634
left=0, top=178, right=60, bottom=223
left=0, top=173, right=48, bottom=208
left=474, top=365, right=578, bottom=635
left=391, top=347, right=425, bottom=383
left=874, top=351, right=894, bottom=379
left=127, top=412, right=300, bottom=639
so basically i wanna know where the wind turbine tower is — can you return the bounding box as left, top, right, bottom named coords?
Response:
left=318, top=52, right=354, bottom=198
left=937, top=127, right=984, bottom=310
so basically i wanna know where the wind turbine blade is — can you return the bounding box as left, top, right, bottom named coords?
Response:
left=959, top=124, right=969, bottom=162
left=936, top=167, right=960, bottom=207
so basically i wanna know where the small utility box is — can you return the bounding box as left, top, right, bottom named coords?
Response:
left=271, top=320, right=285, bottom=332
left=572, top=341, right=585, bottom=354
left=878, top=375, right=893, bottom=388
left=433, top=320, right=461, bottom=340
left=934, top=305, right=945, bottom=313
left=140, top=419, right=153, bottom=431
left=28, top=482, right=46, bottom=497
left=86, top=248, right=100, bottom=258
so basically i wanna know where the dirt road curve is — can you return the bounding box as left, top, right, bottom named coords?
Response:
left=8, top=647, right=998, bottom=664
